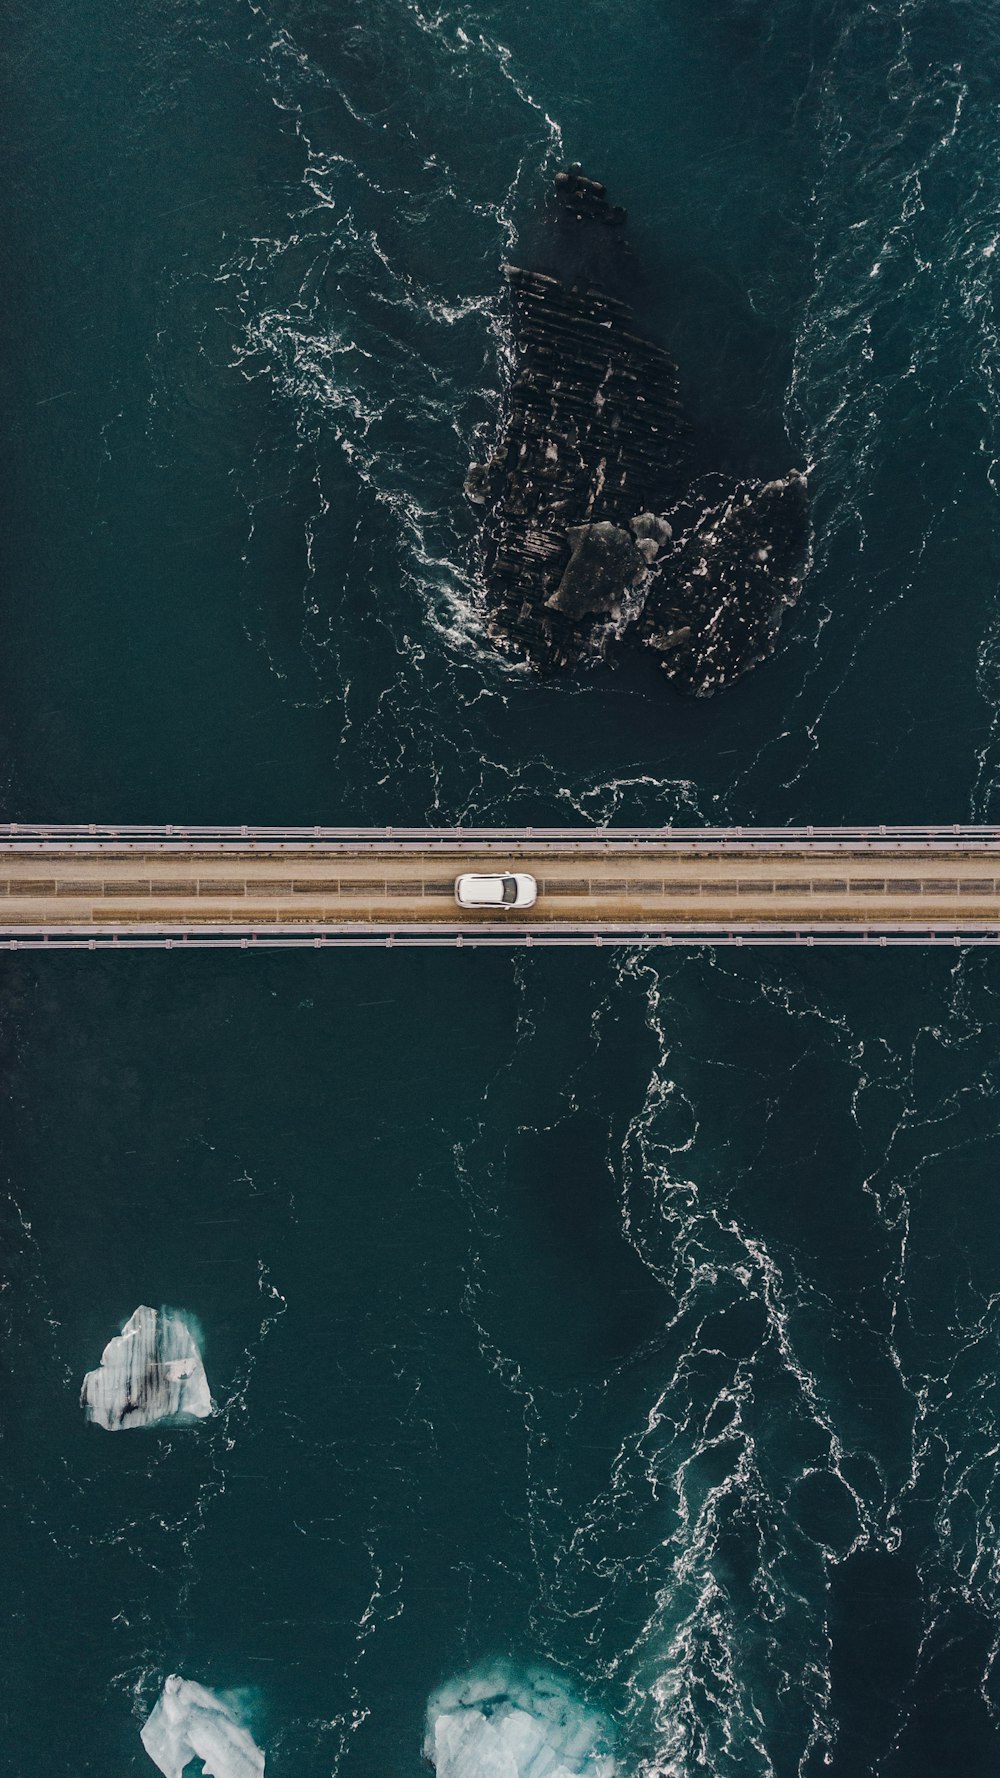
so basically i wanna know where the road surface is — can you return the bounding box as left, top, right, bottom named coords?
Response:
left=1, top=830, right=999, bottom=944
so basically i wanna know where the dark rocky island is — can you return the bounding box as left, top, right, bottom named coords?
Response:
left=466, top=168, right=810, bottom=694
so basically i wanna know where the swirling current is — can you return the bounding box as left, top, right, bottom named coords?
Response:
left=3, top=0, right=1000, bottom=1773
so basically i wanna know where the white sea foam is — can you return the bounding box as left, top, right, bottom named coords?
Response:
left=141, top=1676, right=263, bottom=1778
left=81, top=1305, right=213, bottom=1431
left=424, top=1663, right=615, bottom=1778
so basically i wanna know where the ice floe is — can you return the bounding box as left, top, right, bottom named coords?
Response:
left=141, top=1676, right=264, bottom=1778
left=424, top=1663, right=616, bottom=1778
left=81, top=1305, right=213, bottom=1431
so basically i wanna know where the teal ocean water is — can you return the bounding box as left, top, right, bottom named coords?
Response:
left=5, top=1, right=1000, bottom=1772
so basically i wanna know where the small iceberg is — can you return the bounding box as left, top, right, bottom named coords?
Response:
left=424, top=1662, right=616, bottom=1778
left=81, top=1305, right=213, bottom=1431
left=141, top=1675, right=264, bottom=1778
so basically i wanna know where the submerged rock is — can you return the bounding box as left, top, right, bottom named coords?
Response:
left=424, top=1663, right=616, bottom=1778
left=467, top=170, right=810, bottom=693
left=141, top=1676, right=264, bottom=1778
left=81, top=1305, right=213, bottom=1431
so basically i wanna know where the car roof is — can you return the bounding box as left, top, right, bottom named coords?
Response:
left=460, top=874, right=506, bottom=902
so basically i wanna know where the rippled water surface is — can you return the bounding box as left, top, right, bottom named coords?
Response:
left=4, top=1, right=1000, bottom=1773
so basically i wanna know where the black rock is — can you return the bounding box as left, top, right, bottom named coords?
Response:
left=467, top=169, right=811, bottom=694
left=554, top=166, right=627, bottom=226
left=631, top=472, right=810, bottom=695
left=547, top=522, right=641, bottom=620
left=470, top=258, right=690, bottom=672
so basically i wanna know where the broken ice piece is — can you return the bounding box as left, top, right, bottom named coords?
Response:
left=81, top=1305, right=213, bottom=1431
left=140, top=1675, right=264, bottom=1778
left=425, top=1661, right=616, bottom=1778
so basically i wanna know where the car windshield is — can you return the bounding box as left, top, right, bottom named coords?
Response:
left=502, top=877, right=518, bottom=904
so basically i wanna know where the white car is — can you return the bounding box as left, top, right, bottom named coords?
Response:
left=454, top=872, right=538, bottom=910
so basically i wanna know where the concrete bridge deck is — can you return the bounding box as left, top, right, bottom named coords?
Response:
left=2, top=825, right=1000, bottom=947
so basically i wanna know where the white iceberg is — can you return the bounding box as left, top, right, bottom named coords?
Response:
left=424, top=1663, right=616, bottom=1778
left=141, top=1675, right=264, bottom=1778
left=81, top=1305, right=213, bottom=1431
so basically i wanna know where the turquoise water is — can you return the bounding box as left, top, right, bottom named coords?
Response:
left=5, top=1, right=1000, bottom=1772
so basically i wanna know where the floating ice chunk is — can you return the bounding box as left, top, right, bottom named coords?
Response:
left=425, top=1663, right=616, bottom=1778
left=81, top=1305, right=213, bottom=1431
left=141, top=1676, right=264, bottom=1778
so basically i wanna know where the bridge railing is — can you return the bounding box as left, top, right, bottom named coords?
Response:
left=2, top=823, right=1000, bottom=849
left=2, top=925, right=999, bottom=950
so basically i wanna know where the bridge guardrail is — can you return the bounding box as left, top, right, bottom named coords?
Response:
left=2, top=824, right=1000, bottom=850
left=1, top=929, right=999, bottom=950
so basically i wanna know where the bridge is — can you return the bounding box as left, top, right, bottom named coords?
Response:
left=1, top=824, right=1000, bottom=948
